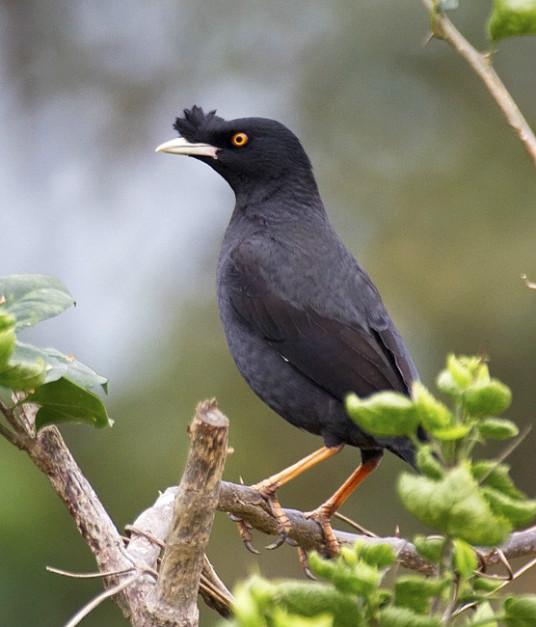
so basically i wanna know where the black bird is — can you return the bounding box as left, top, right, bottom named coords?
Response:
left=156, top=106, right=419, bottom=554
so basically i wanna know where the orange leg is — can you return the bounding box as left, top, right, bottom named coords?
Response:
left=306, top=452, right=383, bottom=555
left=253, top=445, right=343, bottom=494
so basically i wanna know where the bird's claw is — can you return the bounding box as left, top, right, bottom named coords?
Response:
left=305, top=506, right=340, bottom=557
left=297, top=547, right=317, bottom=580
left=252, top=483, right=293, bottom=551
left=228, top=513, right=260, bottom=555
left=265, top=533, right=287, bottom=550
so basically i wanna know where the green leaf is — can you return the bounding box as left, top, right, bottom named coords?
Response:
left=14, top=342, right=107, bottom=391
left=273, top=581, right=364, bottom=627
left=447, top=354, right=473, bottom=388
left=0, top=356, right=46, bottom=391
left=504, top=595, right=536, bottom=626
left=308, top=551, right=380, bottom=596
left=0, top=310, right=16, bottom=369
left=398, top=465, right=511, bottom=545
left=482, top=487, right=536, bottom=527
left=477, top=417, right=519, bottom=440
left=232, top=577, right=269, bottom=627
left=0, top=330, right=47, bottom=391
left=415, top=446, right=444, bottom=480
left=346, top=391, right=419, bottom=437
left=430, top=424, right=472, bottom=441
left=436, top=370, right=461, bottom=397
left=413, top=535, right=446, bottom=564
left=473, top=577, right=503, bottom=593
left=471, top=461, right=524, bottom=500
left=412, top=381, right=453, bottom=431
left=464, top=380, right=512, bottom=417
left=272, top=610, right=332, bottom=627
left=394, top=576, right=447, bottom=614
left=469, top=601, right=498, bottom=626
left=28, top=378, right=112, bottom=430
left=0, top=274, right=74, bottom=330
left=488, top=0, right=536, bottom=41
left=356, top=541, right=396, bottom=569
left=437, top=355, right=490, bottom=397
left=379, top=606, right=441, bottom=626
left=453, top=538, right=477, bottom=578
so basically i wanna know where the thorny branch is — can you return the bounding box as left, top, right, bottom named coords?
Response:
left=420, top=0, right=536, bottom=168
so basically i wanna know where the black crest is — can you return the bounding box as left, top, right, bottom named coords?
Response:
left=173, top=106, right=223, bottom=143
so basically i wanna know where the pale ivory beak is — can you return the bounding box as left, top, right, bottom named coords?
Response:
left=155, top=137, right=218, bottom=159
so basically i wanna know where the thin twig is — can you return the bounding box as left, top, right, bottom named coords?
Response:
left=477, top=425, right=532, bottom=486
left=420, top=0, right=536, bottom=168
left=63, top=573, right=140, bottom=627
left=0, top=398, right=24, bottom=435
left=452, top=555, right=536, bottom=620
left=0, top=420, right=25, bottom=449
left=47, top=565, right=136, bottom=580
left=333, top=511, right=378, bottom=537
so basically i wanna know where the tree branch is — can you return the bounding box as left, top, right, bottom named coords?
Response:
left=148, top=400, right=229, bottom=627
left=420, top=0, right=536, bottom=168
left=21, top=413, right=153, bottom=621
left=216, top=481, right=536, bottom=573
left=5, top=397, right=536, bottom=625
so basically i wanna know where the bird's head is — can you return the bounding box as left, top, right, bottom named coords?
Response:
left=156, top=106, right=314, bottom=198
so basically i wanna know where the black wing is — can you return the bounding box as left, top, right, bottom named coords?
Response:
left=226, top=241, right=418, bottom=402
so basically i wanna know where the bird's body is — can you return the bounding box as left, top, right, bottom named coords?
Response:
left=157, top=106, right=420, bottom=553
left=217, top=196, right=417, bottom=464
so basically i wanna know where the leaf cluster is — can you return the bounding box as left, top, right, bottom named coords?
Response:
left=0, top=274, right=111, bottom=430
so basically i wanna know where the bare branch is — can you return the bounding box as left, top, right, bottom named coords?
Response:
left=24, top=426, right=139, bottom=612
left=420, top=0, right=536, bottom=168
left=47, top=565, right=137, bottom=580
left=149, top=399, right=229, bottom=627
left=0, top=419, right=25, bottom=449
left=199, top=556, right=233, bottom=619
left=64, top=573, right=141, bottom=627
left=126, top=489, right=233, bottom=619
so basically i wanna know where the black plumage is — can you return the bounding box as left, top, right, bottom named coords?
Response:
left=157, top=106, right=419, bottom=552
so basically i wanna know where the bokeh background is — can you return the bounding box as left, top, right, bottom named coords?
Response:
left=1, top=1, right=535, bottom=625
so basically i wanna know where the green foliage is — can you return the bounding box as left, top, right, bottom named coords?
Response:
left=488, top=0, right=536, bottom=41
left=0, top=274, right=110, bottom=430
left=230, top=356, right=535, bottom=626
left=29, top=378, right=112, bottom=429
left=470, top=602, right=498, bottom=626
left=452, top=539, right=477, bottom=579
left=346, top=392, right=419, bottom=436
left=503, top=595, right=536, bottom=626
left=399, top=465, right=511, bottom=546
left=0, top=274, right=74, bottom=330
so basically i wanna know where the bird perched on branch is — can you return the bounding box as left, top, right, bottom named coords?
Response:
left=156, top=106, right=419, bottom=556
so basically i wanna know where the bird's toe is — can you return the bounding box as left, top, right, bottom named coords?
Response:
left=228, top=513, right=260, bottom=555
left=304, top=506, right=340, bottom=556
left=251, top=481, right=293, bottom=550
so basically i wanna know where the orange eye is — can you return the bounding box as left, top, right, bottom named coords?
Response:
left=231, top=132, right=249, bottom=147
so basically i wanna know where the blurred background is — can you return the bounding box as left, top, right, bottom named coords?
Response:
left=1, top=1, right=535, bottom=625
